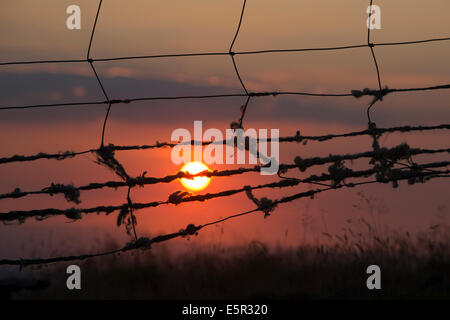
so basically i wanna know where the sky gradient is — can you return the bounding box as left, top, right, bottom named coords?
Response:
left=0, top=0, right=449, bottom=264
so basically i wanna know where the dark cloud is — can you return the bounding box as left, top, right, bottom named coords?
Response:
left=1, top=72, right=449, bottom=127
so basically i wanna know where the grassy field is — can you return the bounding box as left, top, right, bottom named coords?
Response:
left=9, top=223, right=450, bottom=300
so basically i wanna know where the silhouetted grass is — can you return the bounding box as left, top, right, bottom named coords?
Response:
left=12, top=224, right=450, bottom=300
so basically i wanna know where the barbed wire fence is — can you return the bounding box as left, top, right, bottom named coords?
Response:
left=0, top=0, right=449, bottom=267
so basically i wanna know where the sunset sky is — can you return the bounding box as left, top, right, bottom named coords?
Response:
left=0, top=0, right=449, bottom=264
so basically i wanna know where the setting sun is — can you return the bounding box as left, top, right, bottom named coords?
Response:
left=180, top=161, right=212, bottom=191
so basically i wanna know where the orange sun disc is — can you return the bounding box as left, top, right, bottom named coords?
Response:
left=180, top=161, right=212, bottom=191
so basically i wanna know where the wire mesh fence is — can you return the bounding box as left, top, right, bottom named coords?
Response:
left=0, top=0, right=449, bottom=267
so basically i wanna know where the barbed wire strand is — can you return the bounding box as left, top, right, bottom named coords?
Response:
left=1, top=83, right=449, bottom=111
left=1, top=123, right=449, bottom=166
